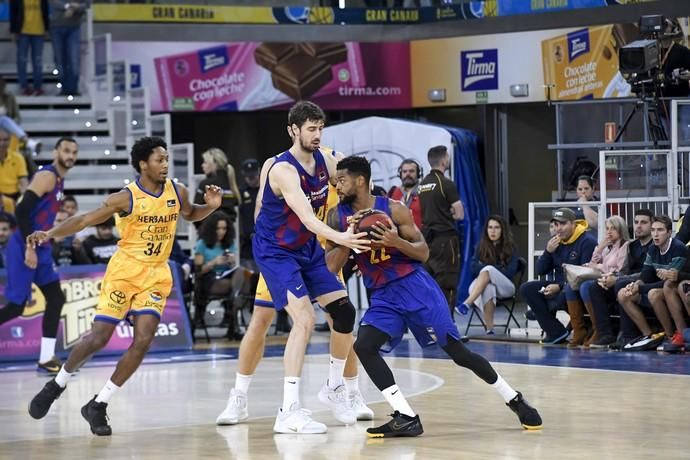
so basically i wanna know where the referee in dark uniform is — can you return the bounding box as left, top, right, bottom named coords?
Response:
left=418, top=145, right=464, bottom=315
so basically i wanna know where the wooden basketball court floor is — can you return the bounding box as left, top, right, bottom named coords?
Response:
left=1, top=339, right=688, bottom=460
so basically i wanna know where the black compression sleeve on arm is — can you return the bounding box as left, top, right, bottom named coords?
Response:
left=15, top=190, right=40, bottom=240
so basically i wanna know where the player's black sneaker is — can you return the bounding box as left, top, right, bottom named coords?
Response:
left=507, top=392, right=543, bottom=430
left=37, top=356, right=62, bottom=375
left=81, top=396, right=112, bottom=436
left=28, top=378, right=65, bottom=419
left=366, top=411, right=423, bottom=438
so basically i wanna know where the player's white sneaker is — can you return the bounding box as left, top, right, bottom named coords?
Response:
left=216, top=389, right=249, bottom=425
left=349, top=390, right=374, bottom=421
left=273, top=404, right=328, bottom=434
left=317, top=384, right=357, bottom=425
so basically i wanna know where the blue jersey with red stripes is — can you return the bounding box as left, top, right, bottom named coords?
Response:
left=255, top=149, right=331, bottom=250
left=32, top=165, right=64, bottom=232
left=337, top=195, right=422, bottom=290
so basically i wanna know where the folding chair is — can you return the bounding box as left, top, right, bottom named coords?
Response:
left=464, top=257, right=527, bottom=336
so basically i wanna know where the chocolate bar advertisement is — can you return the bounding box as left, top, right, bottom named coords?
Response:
left=112, top=41, right=410, bottom=112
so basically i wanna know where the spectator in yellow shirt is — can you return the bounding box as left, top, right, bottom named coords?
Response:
left=9, top=0, right=50, bottom=95
left=0, top=127, right=29, bottom=200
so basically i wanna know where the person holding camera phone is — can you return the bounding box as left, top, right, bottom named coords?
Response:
left=193, top=211, right=241, bottom=339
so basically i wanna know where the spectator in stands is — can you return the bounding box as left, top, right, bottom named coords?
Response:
left=674, top=204, right=690, bottom=244
left=1, top=192, right=17, bottom=216
left=51, top=209, right=88, bottom=266
left=194, top=211, right=242, bottom=339
left=588, top=209, right=653, bottom=349
left=238, top=158, right=260, bottom=268
left=79, top=216, right=119, bottom=264
left=50, top=0, right=89, bottom=96
left=9, top=0, right=49, bottom=96
left=169, top=237, right=193, bottom=297
left=61, top=194, right=77, bottom=217
left=661, top=276, right=690, bottom=353
left=0, top=214, right=11, bottom=268
left=195, top=148, right=240, bottom=226
left=419, top=145, right=464, bottom=314
left=0, top=76, right=25, bottom=140
left=566, top=215, right=630, bottom=349
left=520, top=208, right=596, bottom=345
left=459, top=215, right=519, bottom=335
left=388, top=158, right=423, bottom=229
left=618, top=215, right=686, bottom=351
left=0, top=127, right=29, bottom=201
left=574, top=176, right=598, bottom=231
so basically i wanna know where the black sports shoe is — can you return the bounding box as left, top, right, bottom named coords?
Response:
left=81, top=396, right=112, bottom=436
left=366, top=411, right=423, bottom=438
left=507, top=392, right=542, bottom=430
left=37, top=356, right=62, bottom=375
left=28, top=378, right=65, bottom=419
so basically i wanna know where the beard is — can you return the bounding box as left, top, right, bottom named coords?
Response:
left=57, top=158, right=74, bottom=170
left=299, top=136, right=317, bottom=152
left=402, top=176, right=416, bottom=188
left=340, top=192, right=356, bottom=205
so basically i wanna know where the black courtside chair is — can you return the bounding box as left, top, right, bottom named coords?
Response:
left=464, top=257, right=527, bottom=336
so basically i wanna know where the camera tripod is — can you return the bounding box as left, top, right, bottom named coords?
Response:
left=613, top=80, right=668, bottom=147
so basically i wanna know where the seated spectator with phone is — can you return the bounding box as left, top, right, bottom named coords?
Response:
left=193, top=211, right=238, bottom=333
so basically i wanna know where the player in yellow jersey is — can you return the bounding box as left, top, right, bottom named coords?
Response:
left=26, top=137, right=222, bottom=436
left=216, top=146, right=374, bottom=426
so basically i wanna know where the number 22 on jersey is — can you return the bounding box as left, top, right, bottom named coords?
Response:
left=370, top=248, right=391, bottom=264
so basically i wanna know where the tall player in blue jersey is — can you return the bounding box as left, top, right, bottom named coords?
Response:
left=326, top=156, right=542, bottom=438
left=0, top=138, right=78, bottom=373
left=253, top=101, right=370, bottom=434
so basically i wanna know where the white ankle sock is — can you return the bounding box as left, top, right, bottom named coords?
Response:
left=282, top=377, right=300, bottom=412
left=327, top=355, right=346, bottom=389
left=54, top=365, right=72, bottom=388
left=382, top=384, right=415, bottom=417
left=234, top=373, right=253, bottom=394
left=344, top=375, right=359, bottom=396
left=95, top=379, right=120, bottom=404
left=491, top=374, right=518, bottom=403
left=39, top=338, right=56, bottom=363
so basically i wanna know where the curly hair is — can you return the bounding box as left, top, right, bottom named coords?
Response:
left=477, top=214, right=515, bottom=266
left=337, top=155, right=371, bottom=184
left=198, top=211, right=234, bottom=249
left=131, top=136, right=167, bottom=173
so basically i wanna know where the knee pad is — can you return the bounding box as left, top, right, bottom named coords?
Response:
left=324, top=297, right=355, bottom=333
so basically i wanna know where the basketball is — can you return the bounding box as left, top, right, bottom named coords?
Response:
left=356, top=210, right=391, bottom=247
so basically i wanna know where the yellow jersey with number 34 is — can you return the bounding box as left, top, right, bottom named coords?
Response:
left=115, top=179, right=181, bottom=264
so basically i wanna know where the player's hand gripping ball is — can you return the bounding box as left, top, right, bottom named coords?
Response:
left=355, top=209, right=391, bottom=250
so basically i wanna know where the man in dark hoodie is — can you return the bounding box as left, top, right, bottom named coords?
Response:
left=520, top=208, right=596, bottom=345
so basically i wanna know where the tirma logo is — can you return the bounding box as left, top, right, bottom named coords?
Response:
left=460, top=49, right=498, bottom=92
left=197, top=46, right=228, bottom=73
left=567, top=29, right=590, bottom=62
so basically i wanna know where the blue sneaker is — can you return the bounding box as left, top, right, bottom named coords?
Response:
left=454, top=303, right=470, bottom=316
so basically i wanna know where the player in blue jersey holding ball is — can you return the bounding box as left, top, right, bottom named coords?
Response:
left=326, top=156, right=542, bottom=438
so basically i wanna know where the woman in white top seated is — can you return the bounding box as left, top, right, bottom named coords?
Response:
left=458, top=215, right=520, bottom=335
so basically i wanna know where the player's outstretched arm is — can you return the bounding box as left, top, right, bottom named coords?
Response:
left=324, top=207, right=351, bottom=273
left=27, top=190, right=130, bottom=247
left=371, top=201, right=429, bottom=263
left=271, top=162, right=370, bottom=252
left=177, top=182, right=222, bottom=222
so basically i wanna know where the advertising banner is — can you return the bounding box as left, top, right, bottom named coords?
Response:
left=112, top=41, right=410, bottom=112
left=0, top=263, right=192, bottom=362
left=411, top=28, right=577, bottom=106
left=541, top=25, right=631, bottom=101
